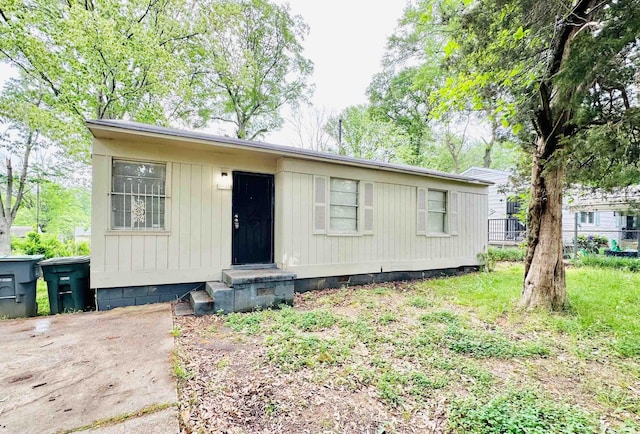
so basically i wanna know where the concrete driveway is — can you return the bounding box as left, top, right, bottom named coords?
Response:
left=0, top=304, right=178, bottom=434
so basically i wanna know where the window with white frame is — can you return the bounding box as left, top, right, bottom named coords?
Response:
left=427, top=190, right=447, bottom=233
left=579, top=212, right=594, bottom=224
left=111, top=160, right=166, bottom=230
left=329, top=178, right=358, bottom=232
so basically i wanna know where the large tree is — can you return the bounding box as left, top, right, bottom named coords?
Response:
left=431, top=0, right=640, bottom=309
left=184, top=0, right=313, bottom=140
left=325, top=105, right=413, bottom=162
left=0, top=0, right=195, bottom=147
left=0, top=0, right=197, bottom=253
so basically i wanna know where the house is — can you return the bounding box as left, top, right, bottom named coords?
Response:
left=10, top=226, right=33, bottom=238
left=74, top=227, right=91, bottom=244
left=460, top=167, right=526, bottom=244
left=462, top=167, right=637, bottom=248
left=88, top=120, right=490, bottom=313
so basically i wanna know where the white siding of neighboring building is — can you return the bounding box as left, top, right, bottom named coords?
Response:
left=561, top=208, right=621, bottom=244
left=460, top=168, right=511, bottom=219
left=462, top=167, right=626, bottom=246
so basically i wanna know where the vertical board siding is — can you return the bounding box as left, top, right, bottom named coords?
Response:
left=190, top=165, right=202, bottom=269
left=95, top=143, right=487, bottom=288
left=97, top=159, right=233, bottom=286
left=281, top=173, right=487, bottom=273
left=200, top=166, right=213, bottom=268
left=131, top=236, right=144, bottom=271
left=178, top=164, right=192, bottom=269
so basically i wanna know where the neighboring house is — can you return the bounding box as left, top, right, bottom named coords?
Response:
left=88, top=120, right=490, bottom=311
left=462, top=167, right=638, bottom=247
left=74, top=227, right=91, bottom=244
left=10, top=226, right=33, bottom=238
left=460, top=167, right=526, bottom=244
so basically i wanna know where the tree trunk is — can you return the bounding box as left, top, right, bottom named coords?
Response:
left=520, top=136, right=566, bottom=310
left=0, top=217, right=12, bottom=256
left=483, top=117, right=497, bottom=168
left=519, top=0, right=597, bottom=311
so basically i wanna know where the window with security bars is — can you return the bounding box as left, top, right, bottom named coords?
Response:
left=329, top=178, right=358, bottom=232
left=111, top=160, right=166, bottom=230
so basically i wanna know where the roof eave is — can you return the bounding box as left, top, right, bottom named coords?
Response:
left=86, top=119, right=493, bottom=186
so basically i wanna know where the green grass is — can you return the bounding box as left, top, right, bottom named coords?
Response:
left=449, top=389, right=597, bottom=433
left=488, top=246, right=526, bottom=262
left=36, top=278, right=50, bottom=316
left=576, top=254, right=640, bottom=272
left=210, top=265, right=640, bottom=432
left=420, top=264, right=640, bottom=356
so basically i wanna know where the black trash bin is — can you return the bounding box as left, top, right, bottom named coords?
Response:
left=0, top=255, right=44, bottom=319
left=39, top=256, right=93, bottom=314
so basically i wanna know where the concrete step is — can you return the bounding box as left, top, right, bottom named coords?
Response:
left=205, top=281, right=234, bottom=314
left=222, top=268, right=296, bottom=287
left=173, top=301, right=194, bottom=317
left=188, top=290, right=215, bottom=317
left=205, top=281, right=230, bottom=299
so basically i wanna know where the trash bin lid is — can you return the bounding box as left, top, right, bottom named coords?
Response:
left=0, top=255, right=45, bottom=262
left=39, top=256, right=90, bottom=266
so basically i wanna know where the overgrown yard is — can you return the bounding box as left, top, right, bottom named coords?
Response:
left=174, top=265, right=640, bottom=433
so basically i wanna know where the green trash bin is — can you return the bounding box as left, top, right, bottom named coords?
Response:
left=39, top=256, right=93, bottom=314
left=0, top=255, right=44, bottom=319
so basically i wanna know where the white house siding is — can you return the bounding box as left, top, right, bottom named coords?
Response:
left=462, top=167, right=626, bottom=246
left=460, top=168, right=511, bottom=219
left=91, top=136, right=279, bottom=289
left=277, top=159, right=488, bottom=279
left=561, top=207, right=621, bottom=244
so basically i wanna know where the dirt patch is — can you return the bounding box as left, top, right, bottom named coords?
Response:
left=175, top=282, right=640, bottom=433
left=175, top=314, right=448, bottom=433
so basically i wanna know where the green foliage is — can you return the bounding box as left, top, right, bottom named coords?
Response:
left=12, top=232, right=88, bottom=259
left=14, top=182, right=90, bottom=238
left=419, top=311, right=549, bottom=358
left=186, top=0, right=313, bottom=140
left=575, top=255, right=640, bottom=272
left=325, top=104, right=412, bottom=162
left=36, top=279, right=49, bottom=316
left=449, top=389, right=598, bottom=433
left=224, top=311, right=265, bottom=335
left=0, top=0, right=196, bottom=144
left=488, top=246, right=526, bottom=262
left=266, top=332, right=352, bottom=371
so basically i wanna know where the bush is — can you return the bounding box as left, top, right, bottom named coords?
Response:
left=487, top=246, right=525, bottom=262
left=12, top=232, right=90, bottom=259
left=576, top=235, right=608, bottom=253
left=575, top=255, right=640, bottom=272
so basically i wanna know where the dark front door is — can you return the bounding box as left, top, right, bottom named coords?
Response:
left=232, top=172, right=274, bottom=265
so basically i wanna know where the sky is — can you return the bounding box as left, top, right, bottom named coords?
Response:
left=0, top=0, right=407, bottom=146
left=265, top=0, right=407, bottom=146
left=272, top=0, right=405, bottom=111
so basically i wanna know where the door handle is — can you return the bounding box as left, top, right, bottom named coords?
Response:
left=234, top=214, right=239, bottom=229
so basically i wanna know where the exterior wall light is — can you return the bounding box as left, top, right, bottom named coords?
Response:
left=217, top=170, right=232, bottom=190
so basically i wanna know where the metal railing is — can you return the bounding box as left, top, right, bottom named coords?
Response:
left=488, top=218, right=526, bottom=243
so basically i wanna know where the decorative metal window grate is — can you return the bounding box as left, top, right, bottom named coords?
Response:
left=111, top=160, right=166, bottom=230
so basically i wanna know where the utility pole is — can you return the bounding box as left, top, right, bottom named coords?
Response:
left=338, top=118, right=343, bottom=155
left=36, top=180, right=40, bottom=233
